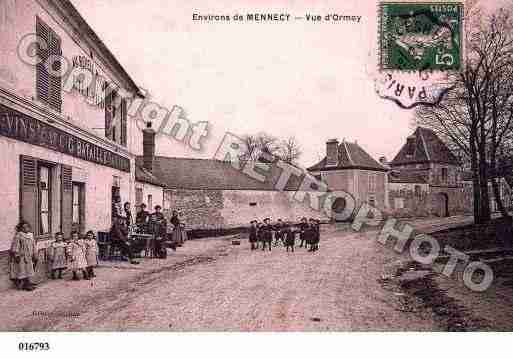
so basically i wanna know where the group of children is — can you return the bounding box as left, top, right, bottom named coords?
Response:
left=48, top=230, right=99, bottom=281
left=248, top=217, right=320, bottom=253
left=9, top=221, right=99, bottom=291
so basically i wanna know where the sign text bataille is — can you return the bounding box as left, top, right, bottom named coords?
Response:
left=0, top=105, right=130, bottom=172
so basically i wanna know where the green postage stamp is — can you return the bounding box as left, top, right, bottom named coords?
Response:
left=379, top=2, right=463, bottom=71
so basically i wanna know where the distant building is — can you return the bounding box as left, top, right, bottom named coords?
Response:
left=307, top=139, right=388, bottom=212
left=307, top=127, right=512, bottom=219
left=387, top=127, right=469, bottom=217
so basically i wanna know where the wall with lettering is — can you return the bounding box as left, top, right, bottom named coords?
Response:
left=0, top=0, right=137, bottom=153
left=0, top=136, right=134, bottom=252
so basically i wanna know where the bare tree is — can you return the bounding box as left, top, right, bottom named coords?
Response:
left=278, top=136, right=303, bottom=164
left=415, top=6, right=513, bottom=224
left=239, top=132, right=303, bottom=164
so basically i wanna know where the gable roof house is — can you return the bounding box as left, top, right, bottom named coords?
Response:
left=390, top=127, right=462, bottom=188
left=307, top=139, right=388, bottom=211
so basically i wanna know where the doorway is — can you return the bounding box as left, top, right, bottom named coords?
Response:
left=437, top=193, right=449, bottom=217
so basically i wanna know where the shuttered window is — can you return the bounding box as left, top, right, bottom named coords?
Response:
left=72, top=182, right=85, bottom=234
left=20, top=156, right=56, bottom=237
left=105, top=86, right=113, bottom=140
left=121, top=98, right=127, bottom=146
left=38, top=164, right=51, bottom=235
left=20, top=157, right=38, bottom=233
left=61, top=165, right=73, bottom=237
left=36, top=17, right=62, bottom=112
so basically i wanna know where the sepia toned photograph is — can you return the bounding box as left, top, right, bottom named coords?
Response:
left=0, top=0, right=512, bottom=355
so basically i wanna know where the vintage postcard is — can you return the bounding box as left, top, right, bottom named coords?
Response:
left=0, top=0, right=512, bottom=357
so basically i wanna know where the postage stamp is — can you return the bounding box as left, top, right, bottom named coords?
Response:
left=380, top=2, right=463, bottom=71
left=375, top=1, right=464, bottom=108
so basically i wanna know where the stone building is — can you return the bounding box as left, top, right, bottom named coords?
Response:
left=307, top=139, right=389, bottom=211
left=307, top=128, right=512, bottom=219
left=384, top=127, right=511, bottom=218
left=386, top=127, right=470, bottom=217
left=0, top=0, right=157, bottom=289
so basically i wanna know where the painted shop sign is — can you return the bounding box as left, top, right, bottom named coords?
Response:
left=0, top=104, right=130, bottom=172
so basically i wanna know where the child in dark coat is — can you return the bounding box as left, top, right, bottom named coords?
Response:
left=249, top=220, right=258, bottom=250
left=298, top=217, right=308, bottom=248
left=261, top=218, right=273, bottom=251
left=284, top=223, right=296, bottom=252
left=312, top=219, right=320, bottom=251
left=273, top=219, right=284, bottom=247
left=307, top=218, right=317, bottom=252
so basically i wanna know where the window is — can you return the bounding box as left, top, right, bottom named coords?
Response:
left=105, top=89, right=127, bottom=146
left=368, top=195, right=376, bottom=207
left=38, top=164, right=52, bottom=235
left=147, top=194, right=153, bottom=211
left=36, top=17, right=62, bottom=112
left=136, top=188, right=143, bottom=207
left=394, top=198, right=405, bottom=209
left=368, top=173, right=377, bottom=193
left=441, top=168, right=448, bottom=183
left=414, top=185, right=422, bottom=197
left=249, top=202, right=257, bottom=207
left=72, top=182, right=85, bottom=232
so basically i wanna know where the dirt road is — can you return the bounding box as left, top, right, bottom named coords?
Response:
left=5, top=228, right=441, bottom=331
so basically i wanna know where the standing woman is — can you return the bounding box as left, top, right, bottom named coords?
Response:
left=178, top=211, right=188, bottom=243
left=9, top=221, right=38, bottom=291
left=170, top=210, right=183, bottom=246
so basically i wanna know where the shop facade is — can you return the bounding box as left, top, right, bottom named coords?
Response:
left=0, top=0, right=144, bottom=289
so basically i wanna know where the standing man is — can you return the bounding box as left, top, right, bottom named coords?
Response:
left=136, top=203, right=150, bottom=225
left=150, top=205, right=167, bottom=238
left=124, top=202, right=133, bottom=227
left=112, top=196, right=123, bottom=223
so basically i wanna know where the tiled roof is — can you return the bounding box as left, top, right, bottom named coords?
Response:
left=390, top=127, right=460, bottom=166
left=136, top=157, right=317, bottom=191
left=388, top=171, right=428, bottom=184
left=307, top=141, right=387, bottom=172
left=135, top=165, right=166, bottom=187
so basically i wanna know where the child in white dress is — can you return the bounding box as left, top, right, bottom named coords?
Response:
left=66, top=231, right=89, bottom=280
left=84, top=230, right=98, bottom=278
left=49, top=232, right=67, bottom=279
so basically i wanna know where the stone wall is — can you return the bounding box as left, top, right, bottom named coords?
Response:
left=163, top=189, right=330, bottom=229
left=388, top=183, right=430, bottom=218
left=387, top=182, right=472, bottom=218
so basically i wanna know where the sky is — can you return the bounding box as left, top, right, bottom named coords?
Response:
left=70, top=0, right=508, bottom=167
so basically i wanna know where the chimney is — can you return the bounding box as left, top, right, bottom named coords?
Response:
left=405, top=135, right=416, bottom=156
left=142, top=122, right=156, bottom=172
left=379, top=156, right=390, bottom=169
left=326, top=138, right=339, bottom=166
